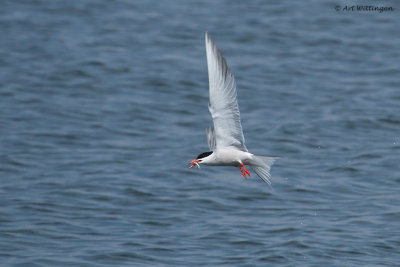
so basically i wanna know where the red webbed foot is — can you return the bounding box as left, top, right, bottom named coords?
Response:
left=240, top=167, right=247, bottom=178
left=241, top=163, right=250, bottom=176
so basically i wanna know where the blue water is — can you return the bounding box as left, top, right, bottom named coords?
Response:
left=1, top=0, right=399, bottom=266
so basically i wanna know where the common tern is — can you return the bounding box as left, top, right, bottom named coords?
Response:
left=189, top=32, right=277, bottom=184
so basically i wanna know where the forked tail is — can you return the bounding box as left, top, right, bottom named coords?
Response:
left=249, top=156, right=278, bottom=185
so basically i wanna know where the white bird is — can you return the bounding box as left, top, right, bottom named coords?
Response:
left=189, top=32, right=277, bottom=184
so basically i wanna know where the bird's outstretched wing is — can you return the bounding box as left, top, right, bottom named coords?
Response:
left=205, top=32, right=247, bottom=151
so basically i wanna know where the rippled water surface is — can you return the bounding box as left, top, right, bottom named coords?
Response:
left=1, top=0, right=400, bottom=266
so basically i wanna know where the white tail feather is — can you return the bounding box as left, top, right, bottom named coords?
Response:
left=249, top=156, right=277, bottom=185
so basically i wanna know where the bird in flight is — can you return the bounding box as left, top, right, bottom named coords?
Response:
left=189, top=32, right=277, bottom=184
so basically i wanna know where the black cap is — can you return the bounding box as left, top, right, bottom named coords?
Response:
left=196, top=151, right=213, bottom=159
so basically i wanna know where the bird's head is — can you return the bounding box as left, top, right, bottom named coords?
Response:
left=189, top=151, right=213, bottom=169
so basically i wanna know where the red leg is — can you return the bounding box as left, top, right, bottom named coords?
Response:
left=240, top=168, right=245, bottom=177
left=241, top=163, right=250, bottom=176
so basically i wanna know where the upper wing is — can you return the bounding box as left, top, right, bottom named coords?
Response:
left=205, top=127, right=216, bottom=151
left=205, top=32, right=247, bottom=151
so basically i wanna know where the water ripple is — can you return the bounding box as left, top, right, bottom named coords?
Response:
left=1, top=0, right=399, bottom=266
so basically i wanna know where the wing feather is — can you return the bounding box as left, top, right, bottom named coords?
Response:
left=205, top=32, right=247, bottom=151
left=206, top=128, right=216, bottom=150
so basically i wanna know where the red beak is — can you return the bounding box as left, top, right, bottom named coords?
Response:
left=189, top=159, right=201, bottom=168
